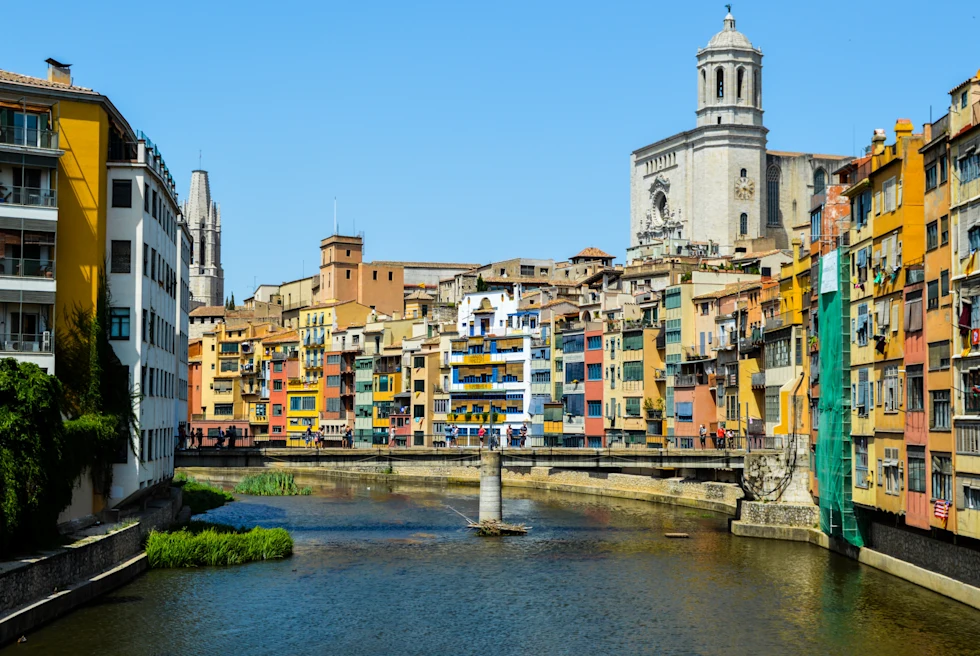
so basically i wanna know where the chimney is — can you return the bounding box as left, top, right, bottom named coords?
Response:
left=871, top=128, right=887, bottom=156
left=894, top=118, right=914, bottom=137
left=923, top=122, right=933, bottom=143
left=45, top=58, right=71, bottom=85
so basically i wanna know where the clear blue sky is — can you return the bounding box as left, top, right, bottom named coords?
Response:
left=5, top=1, right=978, bottom=300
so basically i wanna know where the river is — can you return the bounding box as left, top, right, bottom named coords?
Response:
left=7, top=480, right=980, bottom=655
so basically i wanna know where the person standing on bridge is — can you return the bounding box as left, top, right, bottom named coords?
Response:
left=478, top=425, right=486, bottom=449
left=520, top=423, right=527, bottom=448
left=451, top=424, right=459, bottom=448
left=699, top=424, right=707, bottom=449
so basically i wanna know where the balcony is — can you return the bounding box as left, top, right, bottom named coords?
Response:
left=0, top=125, right=59, bottom=152
left=0, top=258, right=55, bottom=279
left=0, top=187, right=57, bottom=209
left=0, top=332, right=52, bottom=353
left=653, top=368, right=666, bottom=381
left=747, top=417, right=765, bottom=435
left=751, top=372, right=766, bottom=389
left=675, top=374, right=697, bottom=388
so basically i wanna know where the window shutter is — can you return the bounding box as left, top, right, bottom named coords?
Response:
left=957, top=481, right=966, bottom=511
left=899, top=460, right=904, bottom=490
left=892, top=304, right=899, bottom=333
left=877, top=459, right=883, bottom=486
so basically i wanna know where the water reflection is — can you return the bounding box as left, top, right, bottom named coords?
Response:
left=6, top=480, right=979, bottom=656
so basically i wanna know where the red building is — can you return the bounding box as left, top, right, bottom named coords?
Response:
left=265, top=331, right=299, bottom=443
left=674, top=359, right=715, bottom=448
left=584, top=326, right=605, bottom=447
left=904, top=268, right=929, bottom=528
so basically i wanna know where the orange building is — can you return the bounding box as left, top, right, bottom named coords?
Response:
left=319, top=235, right=404, bottom=316
left=187, top=338, right=202, bottom=426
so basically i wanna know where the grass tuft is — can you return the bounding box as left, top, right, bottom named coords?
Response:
left=233, top=471, right=312, bottom=496
left=146, top=524, right=293, bottom=568
left=173, top=472, right=234, bottom=514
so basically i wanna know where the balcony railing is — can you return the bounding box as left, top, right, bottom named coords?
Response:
left=675, top=374, right=698, bottom=388
left=1, top=333, right=52, bottom=353
left=0, top=187, right=57, bottom=208
left=747, top=417, right=765, bottom=435
left=0, top=258, right=55, bottom=278
left=0, top=126, right=59, bottom=150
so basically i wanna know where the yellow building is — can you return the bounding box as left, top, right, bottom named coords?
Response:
left=298, top=300, right=372, bottom=384
left=771, top=241, right=809, bottom=440
left=868, top=121, right=925, bottom=515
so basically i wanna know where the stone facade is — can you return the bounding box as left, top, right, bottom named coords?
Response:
left=183, top=170, right=224, bottom=308
left=629, top=12, right=848, bottom=256
left=870, top=522, right=980, bottom=589
left=739, top=500, right=818, bottom=528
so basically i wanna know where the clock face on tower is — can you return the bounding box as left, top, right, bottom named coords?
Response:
left=735, top=176, right=755, bottom=200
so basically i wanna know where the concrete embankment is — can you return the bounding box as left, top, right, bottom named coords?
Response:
left=0, top=488, right=182, bottom=647
left=179, top=464, right=745, bottom=516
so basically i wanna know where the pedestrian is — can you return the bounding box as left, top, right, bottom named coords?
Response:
left=507, top=425, right=514, bottom=448
left=177, top=425, right=187, bottom=450
left=451, top=423, right=460, bottom=448
left=478, top=424, right=486, bottom=448
left=699, top=424, right=707, bottom=449
left=388, top=424, right=397, bottom=448
left=715, top=425, right=725, bottom=449
left=195, top=427, right=204, bottom=448
left=726, top=429, right=735, bottom=450
left=217, top=427, right=226, bottom=448
left=520, top=422, right=528, bottom=448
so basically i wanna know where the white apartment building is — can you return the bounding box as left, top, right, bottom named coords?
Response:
left=105, top=135, right=189, bottom=501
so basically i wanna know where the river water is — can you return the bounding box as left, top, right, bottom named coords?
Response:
left=7, top=480, right=980, bottom=655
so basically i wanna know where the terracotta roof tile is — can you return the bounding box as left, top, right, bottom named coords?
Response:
left=0, top=69, right=97, bottom=94
left=573, top=247, right=614, bottom=259
left=261, top=330, right=299, bottom=345
left=189, top=305, right=227, bottom=317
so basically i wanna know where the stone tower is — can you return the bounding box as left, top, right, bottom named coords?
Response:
left=183, top=170, right=224, bottom=308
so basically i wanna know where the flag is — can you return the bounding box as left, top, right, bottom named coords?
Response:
left=934, top=500, right=950, bottom=520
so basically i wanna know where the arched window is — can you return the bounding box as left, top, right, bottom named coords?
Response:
left=753, top=70, right=760, bottom=106
left=740, top=213, right=748, bottom=236
left=767, top=166, right=781, bottom=227
left=737, top=68, right=745, bottom=100
left=716, top=68, right=724, bottom=99
left=701, top=69, right=707, bottom=104
left=740, top=168, right=747, bottom=178
left=814, top=168, right=826, bottom=195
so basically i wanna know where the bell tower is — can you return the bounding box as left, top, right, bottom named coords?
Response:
left=696, top=9, right=763, bottom=128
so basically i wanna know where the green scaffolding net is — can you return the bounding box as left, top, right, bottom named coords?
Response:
left=816, top=247, right=864, bottom=548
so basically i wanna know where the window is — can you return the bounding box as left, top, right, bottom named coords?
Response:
left=765, top=337, right=791, bottom=369
left=941, top=215, right=949, bottom=245
left=853, top=189, right=872, bottom=229
left=940, top=156, right=948, bottom=184
left=962, top=152, right=980, bottom=185
left=273, top=362, right=284, bottom=373
left=883, top=365, right=900, bottom=412
left=931, top=390, right=950, bottom=429
left=346, top=270, right=351, bottom=280
left=739, top=213, right=748, bottom=235
left=587, top=363, right=602, bottom=380
left=883, top=177, right=897, bottom=213
left=625, top=397, right=641, bottom=417
left=328, top=375, right=341, bottom=387
left=413, top=404, right=425, bottom=418
left=926, top=222, right=938, bottom=250
left=273, top=404, right=283, bottom=416
left=963, top=91, right=969, bottom=108
left=109, top=308, right=130, bottom=340
left=587, top=335, right=602, bottom=350
left=623, top=361, right=643, bottom=381
left=564, top=361, right=585, bottom=383
left=941, top=270, right=949, bottom=297
left=927, top=281, right=939, bottom=310
left=932, top=454, right=952, bottom=502
left=966, top=484, right=980, bottom=510
left=111, top=179, right=132, bottom=208
left=151, top=190, right=158, bottom=218
left=736, top=68, right=744, bottom=99
left=715, top=68, right=724, bottom=98
left=389, top=272, right=393, bottom=281
left=413, top=379, right=424, bottom=392
left=928, top=341, right=950, bottom=371
left=884, top=447, right=901, bottom=495
left=765, top=386, right=780, bottom=424
left=289, top=396, right=317, bottom=411
left=520, top=265, right=535, bottom=276
left=854, top=438, right=869, bottom=488
left=676, top=401, right=693, bottom=422
left=214, top=404, right=233, bottom=416
left=273, top=380, right=283, bottom=391
left=907, top=365, right=923, bottom=411
left=855, top=304, right=869, bottom=346
left=908, top=446, right=926, bottom=493
left=766, top=166, right=780, bottom=227
left=587, top=400, right=602, bottom=417
left=904, top=291, right=922, bottom=332
left=622, top=333, right=643, bottom=350
left=814, top=168, right=825, bottom=195
left=562, top=334, right=584, bottom=353
left=925, top=164, right=937, bottom=191
left=110, top=240, right=131, bottom=273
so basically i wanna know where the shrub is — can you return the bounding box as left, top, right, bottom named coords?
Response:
left=233, top=471, right=312, bottom=496
left=173, top=473, right=234, bottom=514
left=146, top=524, right=293, bottom=568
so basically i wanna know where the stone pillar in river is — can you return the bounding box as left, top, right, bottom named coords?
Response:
left=479, top=450, right=502, bottom=522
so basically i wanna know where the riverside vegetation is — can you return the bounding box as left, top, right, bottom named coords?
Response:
left=146, top=521, right=293, bottom=568
left=233, top=472, right=312, bottom=496
left=173, top=472, right=234, bottom=514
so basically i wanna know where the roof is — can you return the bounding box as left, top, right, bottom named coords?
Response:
left=731, top=249, right=787, bottom=262
left=405, top=290, right=434, bottom=301
left=705, top=13, right=754, bottom=50
left=949, top=69, right=980, bottom=95
left=541, top=299, right=579, bottom=309
left=189, top=305, right=227, bottom=317
left=261, top=330, right=299, bottom=345
left=767, top=150, right=850, bottom=160
left=303, top=299, right=358, bottom=311
left=370, top=261, right=481, bottom=269
left=692, top=280, right=763, bottom=301
left=573, top=247, right=614, bottom=260
left=0, top=68, right=97, bottom=95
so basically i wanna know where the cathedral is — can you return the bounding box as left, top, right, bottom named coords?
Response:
left=629, top=10, right=848, bottom=258
left=183, top=169, right=224, bottom=308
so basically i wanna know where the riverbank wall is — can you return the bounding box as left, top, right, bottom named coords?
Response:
left=0, top=487, right=183, bottom=647
left=180, top=464, right=745, bottom=515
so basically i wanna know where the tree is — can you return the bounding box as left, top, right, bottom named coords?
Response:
left=226, top=294, right=236, bottom=310
left=476, top=275, right=488, bottom=292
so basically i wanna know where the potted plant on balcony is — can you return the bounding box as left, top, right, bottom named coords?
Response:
left=643, top=397, right=662, bottom=419
left=491, top=412, right=501, bottom=423
left=464, top=412, right=472, bottom=422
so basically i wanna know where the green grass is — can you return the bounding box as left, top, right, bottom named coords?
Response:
left=146, top=523, right=293, bottom=568
left=173, top=472, right=234, bottom=514
left=233, top=471, right=313, bottom=496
